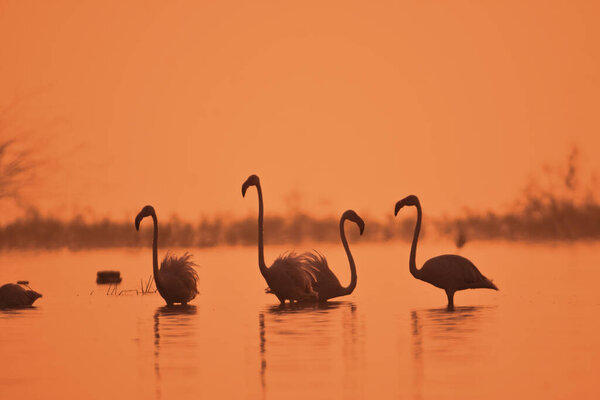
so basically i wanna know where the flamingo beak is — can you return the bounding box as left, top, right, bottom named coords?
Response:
left=358, top=220, right=365, bottom=235
left=394, top=201, right=402, bottom=216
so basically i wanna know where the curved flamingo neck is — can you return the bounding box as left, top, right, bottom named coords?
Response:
left=340, top=217, right=357, bottom=296
left=150, top=212, right=165, bottom=295
left=409, top=203, right=422, bottom=279
left=255, top=183, right=268, bottom=278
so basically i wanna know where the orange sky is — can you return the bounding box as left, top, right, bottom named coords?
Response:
left=0, top=1, right=598, bottom=221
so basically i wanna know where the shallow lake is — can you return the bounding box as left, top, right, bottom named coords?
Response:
left=1, top=241, right=599, bottom=399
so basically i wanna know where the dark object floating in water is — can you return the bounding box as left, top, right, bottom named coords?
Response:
left=0, top=283, right=42, bottom=308
left=17, top=280, right=29, bottom=285
left=96, top=270, right=122, bottom=284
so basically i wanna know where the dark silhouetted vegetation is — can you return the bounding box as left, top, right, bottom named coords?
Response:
left=1, top=147, right=598, bottom=250
left=0, top=208, right=420, bottom=251
left=437, top=147, right=600, bottom=242
left=0, top=103, right=41, bottom=202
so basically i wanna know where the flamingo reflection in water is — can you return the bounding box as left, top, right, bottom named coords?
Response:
left=410, top=306, right=497, bottom=399
left=258, top=301, right=364, bottom=398
left=153, top=305, right=198, bottom=398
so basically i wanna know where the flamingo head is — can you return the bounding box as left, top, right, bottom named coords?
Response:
left=26, top=290, right=42, bottom=302
left=135, top=205, right=156, bottom=231
left=342, top=210, right=365, bottom=235
left=242, top=174, right=260, bottom=197
left=394, top=195, right=420, bottom=216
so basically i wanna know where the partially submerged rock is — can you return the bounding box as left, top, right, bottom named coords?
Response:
left=96, top=270, right=122, bottom=284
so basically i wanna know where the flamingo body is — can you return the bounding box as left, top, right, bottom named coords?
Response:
left=418, top=254, right=498, bottom=292
left=135, top=206, right=198, bottom=306
left=303, top=252, right=344, bottom=301
left=264, top=253, right=318, bottom=303
left=305, top=210, right=364, bottom=301
left=157, top=253, right=199, bottom=305
left=242, top=174, right=318, bottom=304
left=395, top=195, right=498, bottom=309
left=0, top=283, right=42, bottom=308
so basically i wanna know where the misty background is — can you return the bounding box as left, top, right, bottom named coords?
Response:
left=0, top=1, right=598, bottom=249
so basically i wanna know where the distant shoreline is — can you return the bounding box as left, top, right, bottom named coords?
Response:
left=2, top=205, right=599, bottom=251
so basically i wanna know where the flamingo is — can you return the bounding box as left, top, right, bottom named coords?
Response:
left=302, top=210, right=364, bottom=301
left=242, top=174, right=318, bottom=304
left=0, top=283, right=42, bottom=308
left=394, top=195, right=498, bottom=309
left=135, top=205, right=199, bottom=306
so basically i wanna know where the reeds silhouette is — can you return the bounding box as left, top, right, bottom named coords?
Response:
left=0, top=147, right=597, bottom=250
left=437, top=146, right=600, bottom=242
left=104, top=275, right=156, bottom=296
left=0, top=208, right=416, bottom=250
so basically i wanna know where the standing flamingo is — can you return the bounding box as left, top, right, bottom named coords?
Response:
left=394, top=195, right=498, bottom=309
left=302, top=210, right=364, bottom=301
left=135, top=205, right=199, bottom=306
left=242, top=175, right=318, bottom=304
left=0, top=283, right=42, bottom=308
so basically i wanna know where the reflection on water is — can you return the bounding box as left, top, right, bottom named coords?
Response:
left=153, top=305, right=198, bottom=400
left=0, top=306, right=41, bottom=318
left=411, top=307, right=495, bottom=347
left=259, top=301, right=364, bottom=400
left=410, top=306, right=497, bottom=400
left=341, top=302, right=364, bottom=399
left=1, top=243, right=600, bottom=399
left=259, top=313, right=266, bottom=399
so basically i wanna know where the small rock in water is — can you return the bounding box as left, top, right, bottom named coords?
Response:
left=96, top=270, right=122, bottom=284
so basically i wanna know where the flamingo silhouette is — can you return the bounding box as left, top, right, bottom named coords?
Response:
left=242, top=175, right=318, bottom=304
left=135, top=205, right=199, bottom=306
left=302, top=210, right=364, bottom=301
left=394, top=195, right=498, bottom=309
left=0, top=283, right=42, bottom=308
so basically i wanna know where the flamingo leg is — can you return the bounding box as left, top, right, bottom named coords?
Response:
left=445, top=289, right=455, bottom=310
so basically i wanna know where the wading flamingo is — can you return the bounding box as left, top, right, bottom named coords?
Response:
left=0, top=283, right=42, bottom=308
left=302, top=210, right=364, bottom=301
left=394, top=195, right=498, bottom=309
left=242, top=175, right=318, bottom=304
left=135, top=205, right=198, bottom=306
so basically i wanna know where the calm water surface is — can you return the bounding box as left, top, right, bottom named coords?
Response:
left=1, top=242, right=599, bottom=399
